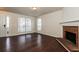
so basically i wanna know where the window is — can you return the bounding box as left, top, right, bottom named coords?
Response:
left=18, top=17, right=32, bottom=33
left=6, top=16, right=10, bottom=29
left=37, top=18, right=42, bottom=31
left=18, top=17, right=26, bottom=33
left=6, top=16, right=10, bottom=35
left=25, top=18, right=31, bottom=32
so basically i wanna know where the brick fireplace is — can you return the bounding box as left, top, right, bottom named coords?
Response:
left=63, top=26, right=79, bottom=48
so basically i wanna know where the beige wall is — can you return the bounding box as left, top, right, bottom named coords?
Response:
left=0, top=11, right=36, bottom=37
left=38, top=10, right=64, bottom=38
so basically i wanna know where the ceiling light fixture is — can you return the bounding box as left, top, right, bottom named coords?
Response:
left=32, top=7, right=37, bottom=10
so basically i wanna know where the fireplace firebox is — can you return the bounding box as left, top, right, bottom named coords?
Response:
left=66, top=31, right=76, bottom=45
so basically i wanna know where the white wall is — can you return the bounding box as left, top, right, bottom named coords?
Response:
left=0, top=11, right=36, bottom=37
left=1, top=7, right=79, bottom=38
left=37, top=7, right=79, bottom=38
left=38, top=10, right=64, bottom=38
left=62, top=7, right=79, bottom=26
left=64, top=7, right=79, bottom=21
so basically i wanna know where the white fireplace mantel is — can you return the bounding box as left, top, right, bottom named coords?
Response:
left=60, top=20, right=79, bottom=26
left=60, top=20, right=79, bottom=24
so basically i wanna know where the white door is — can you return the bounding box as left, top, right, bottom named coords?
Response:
left=0, top=15, right=10, bottom=37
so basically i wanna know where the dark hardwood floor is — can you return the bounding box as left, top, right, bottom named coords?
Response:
left=0, top=33, right=67, bottom=52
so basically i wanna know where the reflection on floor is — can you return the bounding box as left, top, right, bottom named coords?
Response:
left=0, top=33, right=67, bottom=52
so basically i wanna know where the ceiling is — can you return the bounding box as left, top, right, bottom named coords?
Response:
left=0, top=7, right=63, bottom=17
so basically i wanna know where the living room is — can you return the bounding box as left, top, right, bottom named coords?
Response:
left=1, top=0, right=79, bottom=59
left=0, top=7, right=79, bottom=52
